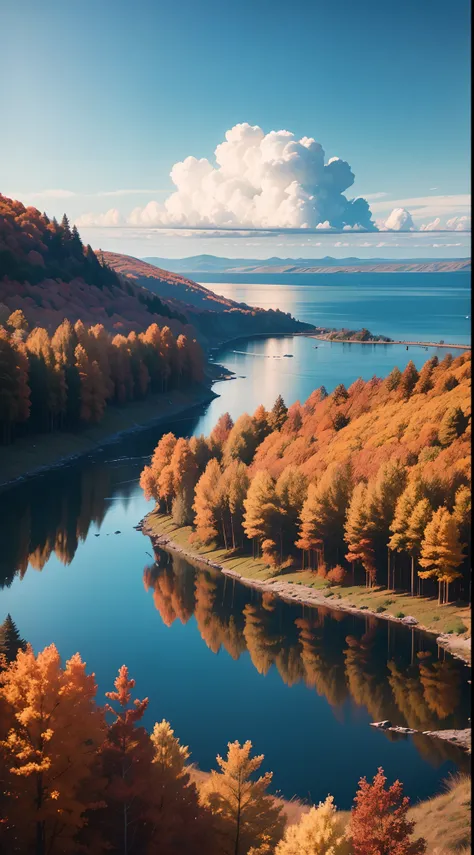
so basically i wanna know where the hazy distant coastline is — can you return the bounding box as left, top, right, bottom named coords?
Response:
left=143, top=254, right=471, bottom=275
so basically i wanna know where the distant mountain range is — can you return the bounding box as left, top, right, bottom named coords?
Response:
left=143, top=255, right=471, bottom=275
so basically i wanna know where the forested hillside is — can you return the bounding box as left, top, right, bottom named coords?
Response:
left=0, top=195, right=191, bottom=336
left=102, top=252, right=313, bottom=344
left=141, top=351, right=471, bottom=603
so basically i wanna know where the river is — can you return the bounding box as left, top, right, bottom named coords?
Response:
left=0, top=337, right=470, bottom=807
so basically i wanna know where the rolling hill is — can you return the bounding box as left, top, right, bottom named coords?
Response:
left=101, top=252, right=313, bottom=345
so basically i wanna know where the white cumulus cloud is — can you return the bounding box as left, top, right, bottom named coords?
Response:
left=128, top=123, right=375, bottom=231
left=445, top=215, right=471, bottom=231
left=419, top=217, right=442, bottom=231
left=380, top=208, right=415, bottom=231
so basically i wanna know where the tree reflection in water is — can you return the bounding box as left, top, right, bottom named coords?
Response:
left=144, top=548, right=471, bottom=772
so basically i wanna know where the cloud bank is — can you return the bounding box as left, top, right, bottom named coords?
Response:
left=71, top=124, right=470, bottom=234
left=126, top=123, right=374, bottom=231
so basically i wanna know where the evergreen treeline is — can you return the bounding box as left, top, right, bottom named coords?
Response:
left=141, top=352, right=471, bottom=603
left=0, top=194, right=180, bottom=323
left=0, top=632, right=427, bottom=855
left=0, top=194, right=192, bottom=339
left=0, top=314, right=204, bottom=443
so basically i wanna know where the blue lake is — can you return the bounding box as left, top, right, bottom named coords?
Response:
left=197, top=272, right=471, bottom=345
left=0, top=338, right=470, bottom=807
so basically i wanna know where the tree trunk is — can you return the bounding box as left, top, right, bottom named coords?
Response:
left=411, top=555, right=415, bottom=597
left=234, top=780, right=242, bottom=855
left=36, top=773, right=45, bottom=855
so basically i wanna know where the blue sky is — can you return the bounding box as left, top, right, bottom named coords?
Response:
left=1, top=0, right=470, bottom=258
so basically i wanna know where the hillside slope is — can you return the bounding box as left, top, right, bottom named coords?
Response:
left=102, top=252, right=313, bottom=345
left=0, top=195, right=190, bottom=338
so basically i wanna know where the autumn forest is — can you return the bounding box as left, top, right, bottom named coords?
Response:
left=141, top=351, right=471, bottom=605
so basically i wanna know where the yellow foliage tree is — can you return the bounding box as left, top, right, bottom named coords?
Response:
left=199, top=740, right=285, bottom=855
left=275, top=796, right=350, bottom=855
left=418, top=506, right=465, bottom=603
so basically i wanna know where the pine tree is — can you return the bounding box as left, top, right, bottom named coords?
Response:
left=332, top=384, right=349, bottom=406
left=74, top=344, right=107, bottom=424
left=253, top=404, right=271, bottom=443
left=438, top=406, right=469, bottom=446
left=224, top=413, right=259, bottom=465
left=405, top=498, right=433, bottom=595
left=70, top=224, right=83, bottom=258
left=414, top=356, right=438, bottom=394
left=275, top=466, right=308, bottom=560
left=385, top=366, right=402, bottom=392
left=199, top=740, right=285, bottom=855
left=399, top=361, right=419, bottom=399
left=99, top=665, right=152, bottom=855
left=243, top=470, right=280, bottom=560
left=269, top=394, right=288, bottom=430
left=297, top=463, right=352, bottom=570
left=60, top=212, right=72, bottom=240
left=210, top=412, right=234, bottom=453
left=418, top=507, right=465, bottom=603
left=193, top=459, right=222, bottom=545
left=350, top=767, right=426, bottom=855
left=219, top=460, right=250, bottom=549
left=0, top=614, right=26, bottom=663
left=148, top=720, right=218, bottom=855
left=275, top=795, right=349, bottom=855
left=344, top=482, right=376, bottom=586
left=169, top=438, right=199, bottom=524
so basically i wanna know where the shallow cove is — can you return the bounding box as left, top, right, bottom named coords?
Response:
left=0, top=340, right=470, bottom=807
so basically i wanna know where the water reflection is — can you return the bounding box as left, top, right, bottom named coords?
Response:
left=0, top=455, right=150, bottom=588
left=144, top=548, right=470, bottom=771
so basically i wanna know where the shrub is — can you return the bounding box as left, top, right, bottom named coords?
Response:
left=324, top=591, right=334, bottom=598
left=375, top=606, right=385, bottom=613
left=327, top=564, right=347, bottom=585
left=316, top=561, right=328, bottom=579
left=395, top=611, right=405, bottom=619
left=383, top=599, right=394, bottom=606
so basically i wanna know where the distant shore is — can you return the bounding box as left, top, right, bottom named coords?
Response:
left=306, top=335, right=470, bottom=349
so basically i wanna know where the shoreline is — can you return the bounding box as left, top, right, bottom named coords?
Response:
left=0, top=385, right=218, bottom=492
left=140, top=519, right=471, bottom=669
left=305, top=335, right=470, bottom=349
left=141, top=519, right=471, bottom=753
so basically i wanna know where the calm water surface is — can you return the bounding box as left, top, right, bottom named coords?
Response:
left=198, top=272, right=471, bottom=345
left=0, top=341, right=470, bottom=805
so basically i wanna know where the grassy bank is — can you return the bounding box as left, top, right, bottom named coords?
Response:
left=0, top=386, right=216, bottom=490
left=143, top=512, right=471, bottom=663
